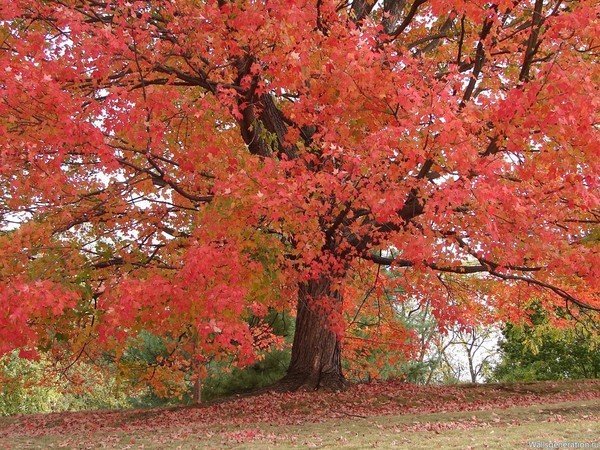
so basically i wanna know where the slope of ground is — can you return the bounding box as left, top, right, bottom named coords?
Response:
left=1, top=379, right=598, bottom=448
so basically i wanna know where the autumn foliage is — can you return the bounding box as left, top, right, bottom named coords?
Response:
left=0, top=0, right=598, bottom=392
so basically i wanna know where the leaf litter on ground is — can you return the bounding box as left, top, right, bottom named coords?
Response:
left=1, top=379, right=599, bottom=447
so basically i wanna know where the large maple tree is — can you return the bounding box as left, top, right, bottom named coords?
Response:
left=0, top=0, right=598, bottom=392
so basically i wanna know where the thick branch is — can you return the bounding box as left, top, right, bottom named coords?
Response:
left=460, top=16, right=495, bottom=108
left=362, top=252, right=489, bottom=274
left=389, top=0, right=428, bottom=39
left=350, top=0, right=376, bottom=23
left=489, top=270, right=600, bottom=312
left=362, top=252, right=599, bottom=312
left=115, top=157, right=213, bottom=204
left=519, top=0, right=545, bottom=82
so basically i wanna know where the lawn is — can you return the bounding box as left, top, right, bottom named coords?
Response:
left=1, top=379, right=598, bottom=449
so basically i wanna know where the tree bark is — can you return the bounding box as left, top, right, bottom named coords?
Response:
left=192, top=375, right=202, bottom=404
left=275, top=276, right=346, bottom=391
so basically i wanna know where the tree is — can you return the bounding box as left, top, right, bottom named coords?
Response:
left=492, top=303, right=600, bottom=382
left=430, top=324, right=499, bottom=384
left=0, top=0, right=598, bottom=392
left=389, top=290, right=499, bottom=385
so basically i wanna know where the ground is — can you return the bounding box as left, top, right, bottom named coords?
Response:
left=0, top=379, right=598, bottom=448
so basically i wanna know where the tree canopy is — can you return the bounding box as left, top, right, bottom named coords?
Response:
left=0, top=0, right=598, bottom=391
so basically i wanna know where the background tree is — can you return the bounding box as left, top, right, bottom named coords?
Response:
left=0, top=0, right=598, bottom=393
left=492, top=303, right=600, bottom=382
left=390, top=288, right=499, bottom=385
left=428, top=324, right=499, bottom=384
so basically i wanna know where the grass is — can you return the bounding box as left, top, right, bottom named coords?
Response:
left=1, top=380, right=599, bottom=449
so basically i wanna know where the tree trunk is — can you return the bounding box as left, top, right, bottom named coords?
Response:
left=191, top=332, right=203, bottom=404
left=276, top=276, right=346, bottom=391
left=192, top=375, right=202, bottom=404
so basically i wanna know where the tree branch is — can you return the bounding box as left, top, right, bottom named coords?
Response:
left=388, top=0, right=428, bottom=40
